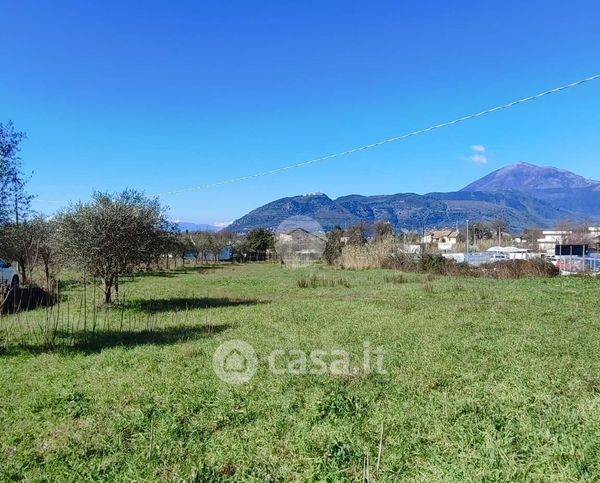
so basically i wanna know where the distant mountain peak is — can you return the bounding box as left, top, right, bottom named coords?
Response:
left=462, top=163, right=599, bottom=193
left=226, top=162, right=600, bottom=233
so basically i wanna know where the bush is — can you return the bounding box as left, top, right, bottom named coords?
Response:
left=297, top=275, right=351, bottom=288
left=419, top=254, right=452, bottom=274
left=340, top=239, right=559, bottom=280
left=381, top=252, right=419, bottom=271
left=481, top=259, right=559, bottom=279
left=341, top=241, right=393, bottom=270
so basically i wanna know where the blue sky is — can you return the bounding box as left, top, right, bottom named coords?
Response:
left=2, top=1, right=600, bottom=224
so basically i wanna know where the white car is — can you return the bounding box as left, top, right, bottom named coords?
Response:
left=489, top=253, right=510, bottom=262
left=0, top=258, right=19, bottom=289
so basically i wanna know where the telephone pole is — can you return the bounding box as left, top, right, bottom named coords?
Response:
left=466, top=219, right=470, bottom=264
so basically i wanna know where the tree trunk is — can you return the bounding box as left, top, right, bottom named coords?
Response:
left=19, top=261, right=27, bottom=285
left=103, top=279, right=113, bottom=304
left=44, top=260, right=50, bottom=289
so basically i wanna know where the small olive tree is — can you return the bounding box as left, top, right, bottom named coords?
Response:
left=324, top=227, right=344, bottom=265
left=0, top=216, right=51, bottom=284
left=57, top=190, right=172, bottom=304
left=36, top=218, right=64, bottom=289
left=190, top=231, right=213, bottom=263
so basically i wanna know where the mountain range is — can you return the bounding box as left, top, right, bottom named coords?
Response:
left=176, top=222, right=220, bottom=233
left=226, top=163, right=600, bottom=233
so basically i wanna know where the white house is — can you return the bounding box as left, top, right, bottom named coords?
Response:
left=422, top=229, right=459, bottom=250
left=537, top=230, right=572, bottom=254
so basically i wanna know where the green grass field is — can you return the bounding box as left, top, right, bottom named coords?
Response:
left=2, top=264, right=600, bottom=481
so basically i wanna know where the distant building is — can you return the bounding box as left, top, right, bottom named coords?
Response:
left=422, top=229, right=459, bottom=250
left=537, top=230, right=572, bottom=253
left=275, top=228, right=327, bottom=265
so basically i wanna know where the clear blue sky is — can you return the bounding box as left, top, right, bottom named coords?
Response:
left=2, top=0, right=600, bottom=225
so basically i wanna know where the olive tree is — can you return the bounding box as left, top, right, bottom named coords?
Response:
left=35, top=218, right=64, bottom=289
left=190, top=231, right=213, bottom=263
left=173, top=233, right=195, bottom=267
left=57, top=190, right=172, bottom=304
left=324, top=227, right=344, bottom=265
left=0, top=216, right=50, bottom=284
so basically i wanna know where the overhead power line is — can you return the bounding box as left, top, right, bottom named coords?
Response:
left=156, top=73, right=600, bottom=197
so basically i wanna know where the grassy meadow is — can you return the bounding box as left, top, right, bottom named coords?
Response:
left=1, top=263, right=600, bottom=481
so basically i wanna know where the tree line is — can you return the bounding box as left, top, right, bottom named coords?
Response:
left=0, top=121, right=281, bottom=305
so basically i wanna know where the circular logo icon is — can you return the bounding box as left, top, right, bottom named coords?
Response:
left=212, top=340, right=258, bottom=385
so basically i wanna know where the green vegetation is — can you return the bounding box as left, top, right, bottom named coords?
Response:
left=2, top=264, right=600, bottom=480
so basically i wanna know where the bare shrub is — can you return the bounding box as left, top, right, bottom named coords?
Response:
left=481, top=259, right=559, bottom=279
left=339, top=238, right=559, bottom=280
left=342, top=238, right=395, bottom=269
left=382, top=252, right=419, bottom=271
left=296, top=275, right=351, bottom=288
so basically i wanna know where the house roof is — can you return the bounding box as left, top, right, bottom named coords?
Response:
left=283, top=228, right=327, bottom=242
left=429, top=229, right=459, bottom=239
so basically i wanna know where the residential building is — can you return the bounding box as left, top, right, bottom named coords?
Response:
left=537, top=230, right=572, bottom=253
left=422, top=229, right=459, bottom=250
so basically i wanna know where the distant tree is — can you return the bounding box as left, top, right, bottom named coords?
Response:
left=490, top=219, right=509, bottom=244
left=373, top=220, right=393, bottom=242
left=144, top=222, right=178, bottom=270
left=210, top=231, right=230, bottom=261
left=0, top=121, right=33, bottom=225
left=345, top=223, right=367, bottom=246
left=0, top=217, right=64, bottom=287
left=174, top=233, right=195, bottom=267
left=470, top=221, right=493, bottom=241
left=552, top=220, right=593, bottom=244
left=324, top=227, right=344, bottom=265
left=244, top=228, right=275, bottom=252
left=240, top=228, right=275, bottom=261
left=569, top=222, right=595, bottom=244
left=57, top=190, right=171, bottom=304
left=0, top=219, right=41, bottom=284
left=33, top=217, right=64, bottom=288
left=522, top=228, right=543, bottom=245
left=190, top=231, right=213, bottom=263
